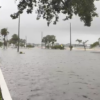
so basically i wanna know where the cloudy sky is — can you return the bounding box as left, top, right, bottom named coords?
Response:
left=0, top=0, right=100, bottom=44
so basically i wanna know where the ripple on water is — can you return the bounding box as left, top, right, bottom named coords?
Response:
left=1, top=49, right=100, bottom=100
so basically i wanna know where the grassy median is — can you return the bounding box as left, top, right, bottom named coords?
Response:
left=0, top=90, right=2, bottom=100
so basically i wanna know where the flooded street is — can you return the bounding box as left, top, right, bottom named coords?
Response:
left=0, top=48, right=100, bottom=100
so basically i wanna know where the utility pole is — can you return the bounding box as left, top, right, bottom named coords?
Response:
left=41, top=32, right=43, bottom=49
left=69, top=0, right=72, bottom=51
left=70, top=22, right=72, bottom=51
left=17, top=14, right=20, bottom=52
left=25, top=36, right=27, bottom=48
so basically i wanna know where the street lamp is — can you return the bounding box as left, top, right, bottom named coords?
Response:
left=69, top=0, right=72, bottom=51
left=17, top=14, right=20, bottom=52
left=70, top=22, right=72, bottom=51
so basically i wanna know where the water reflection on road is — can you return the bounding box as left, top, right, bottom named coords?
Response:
left=0, top=48, right=100, bottom=100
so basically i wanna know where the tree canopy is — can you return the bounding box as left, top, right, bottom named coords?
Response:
left=10, top=34, right=19, bottom=45
left=42, top=35, right=56, bottom=43
left=76, top=39, right=82, bottom=44
left=10, top=34, right=26, bottom=47
left=42, top=35, right=56, bottom=48
left=90, top=41, right=99, bottom=48
left=11, top=0, right=98, bottom=26
left=0, top=28, right=9, bottom=47
left=1, top=28, right=9, bottom=37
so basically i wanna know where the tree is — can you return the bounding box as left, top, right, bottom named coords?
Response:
left=98, top=38, right=100, bottom=46
left=51, top=35, right=57, bottom=47
left=10, top=34, right=26, bottom=47
left=42, top=37, right=48, bottom=47
left=0, top=42, right=3, bottom=47
left=76, top=39, right=82, bottom=45
left=10, top=34, right=19, bottom=46
left=0, top=28, right=9, bottom=49
left=83, top=40, right=88, bottom=51
left=20, top=39, right=26, bottom=47
left=11, top=0, right=98, bottom=27
left=42, top=35, right=57, bottom=48
left=90, top=41, right=99, bottom=48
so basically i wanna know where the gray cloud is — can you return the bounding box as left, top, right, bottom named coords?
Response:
left=0, top=1, right=100, bottom=44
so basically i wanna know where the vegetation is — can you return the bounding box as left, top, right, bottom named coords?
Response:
left=0, top=89, right=2, bottom=100
left=90, top=41, right=99, bottom=48
left=26, top=44, right=34, bottom=48
left=83, top=40, right=88, bottom=51
left=20, top=39, right=26, bottom=47
left=0, top=28, right=9, bottom=49
left=0, top=42, right=3, bottom=47
left=42, top=35, right=56, bottom=48
left=69, top=45, right=73, bottom=50
left=9, top=34, right=26, bottom=47
left=9, top=34, right=19, bottom=46
left=52, top=45, right=65, bottom=50
left=11, top=0, right=98, bottom=27
left=19, top=51, right=25, bottom=54
left=76, top=39, right=82, bottom=44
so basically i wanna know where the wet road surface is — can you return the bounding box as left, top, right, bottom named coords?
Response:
left=0, top=48, right=100, bottom=100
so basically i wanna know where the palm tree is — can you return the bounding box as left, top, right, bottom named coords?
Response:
left=83, top=40, right=88, bottom=51
left=0, top=28, right=9, bottom=49
left=76, top=39, right=82, bottom=45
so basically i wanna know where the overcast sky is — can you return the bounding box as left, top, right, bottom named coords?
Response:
left=0, top=0, right=100, bottom=44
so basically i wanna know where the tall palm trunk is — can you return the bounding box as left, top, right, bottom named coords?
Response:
left=83, top=43, right=86, bottom=51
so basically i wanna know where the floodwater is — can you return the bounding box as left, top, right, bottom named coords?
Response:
left=0, top=48, right=100, bottom=100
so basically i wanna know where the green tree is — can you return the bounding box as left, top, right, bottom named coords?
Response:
left=0, top=28, right=9, bottom=49
left=51, top=35, right=57, bottom=47
left=76, top=39, right=82, bottom=45
left=90, top=41, right=99, bottom=48
left=42, top=37, right=48, bottom=47
left=0, top=42, right=3, bottom=47
left=83, top=40, right=88, bottom=51
left=20, top=39, right=26, bottom=47
left=10, top=34, right=19, bottom=46
left=11, top=0, right=98, bottom=26
left=42, top=35, right=57, bottom=48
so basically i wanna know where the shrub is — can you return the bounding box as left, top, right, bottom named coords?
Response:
left=19, top=51, right=23, bottom=54
left=26, top=44, right=34, bottom=48
left=0, top=89, right=2, bottom=100
left=90, top=42, right=99, bottom=48
left=45, top=45, right=50, bottom=49
left=52, top=45, right=65, bottom=50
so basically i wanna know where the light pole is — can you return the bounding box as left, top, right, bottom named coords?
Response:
left=41, top=32, right=43, bottom=49
left=69, top=0, right=72, bottom=51
left=25, top=36, right=27, bottom=48
left=70, top=22, right=72, bottom=51
left=17, top=14, right=20, bottom=52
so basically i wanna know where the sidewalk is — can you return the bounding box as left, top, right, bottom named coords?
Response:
left=0, top=68, right=12, bottom=100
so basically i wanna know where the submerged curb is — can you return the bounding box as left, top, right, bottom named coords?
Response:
left=0, top=69, right=12, bottom=100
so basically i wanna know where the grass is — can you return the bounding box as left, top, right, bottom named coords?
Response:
left=0, top=89, right=2, bottom=100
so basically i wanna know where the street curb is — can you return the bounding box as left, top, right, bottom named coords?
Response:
left=0, top=68, right=12, bottom=100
